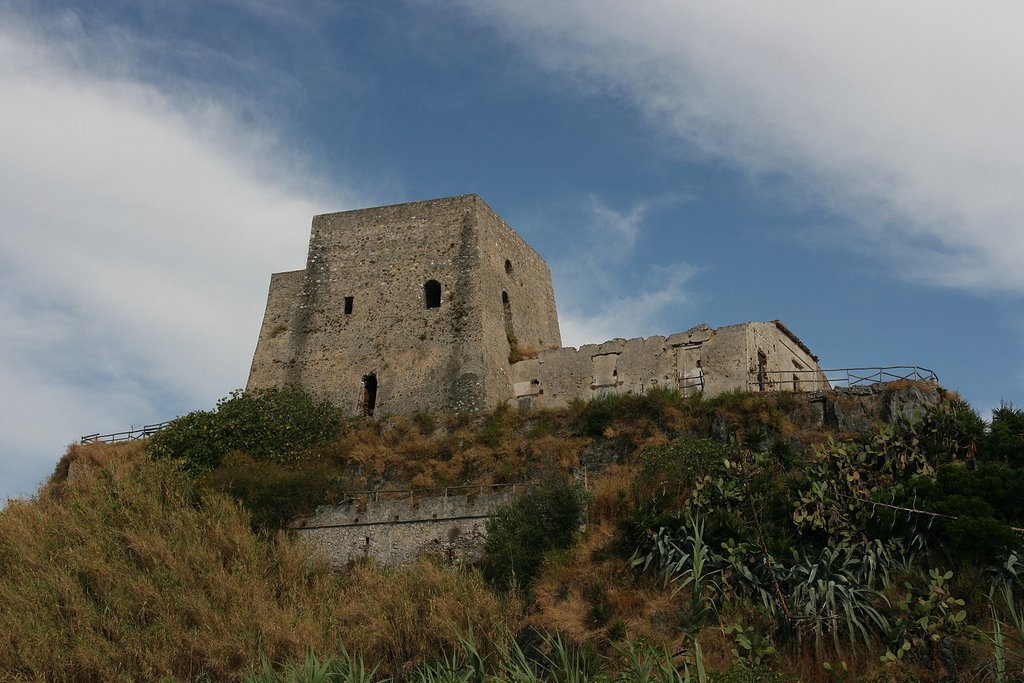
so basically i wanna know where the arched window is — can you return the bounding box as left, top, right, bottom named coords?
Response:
left=504, top=259, right=513, bottom=275
left=424, top=280, right=441, bottom=308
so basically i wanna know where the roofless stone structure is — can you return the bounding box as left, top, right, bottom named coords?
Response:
left=248, top=194, right=826, bottom=415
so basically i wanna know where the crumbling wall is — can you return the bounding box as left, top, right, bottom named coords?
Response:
left=247, top=196, right=828, bottom=418
left=291, top=490, right=517, bottom=567
left=512, top=321, right=826, bottom=409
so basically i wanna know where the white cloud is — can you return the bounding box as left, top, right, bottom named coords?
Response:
left=552, top=196, right=699, bottom=346
left=460, top=1, right=1024, bottom=294
left=0, top=14, right=352, bottom=502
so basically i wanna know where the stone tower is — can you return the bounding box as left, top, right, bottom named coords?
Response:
left=247, top=194, right=562, bottom=416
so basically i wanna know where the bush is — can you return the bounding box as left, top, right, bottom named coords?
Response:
left=910, top=463, right=1024, bottom=562
left=620, top=437, right=736, bottom=551
left=985, top=402, right=1024, bottom=466
left=148, top=385, right=344, bottom=473
left=910, top=397, right=986, bottom=466
left=571, top=386, right=692, bottom=437
left=199, top=453, right=351, bottom=530
left=483, top=476, right=591, bottom=590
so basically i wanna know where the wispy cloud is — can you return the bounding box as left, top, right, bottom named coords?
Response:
left=552, top=196, right=700, bottom=346
left=459, top=1, right=1024, bottom=295
left=0, top=11, right=353, bottom=501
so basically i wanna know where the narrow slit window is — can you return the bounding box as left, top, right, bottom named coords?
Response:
left=757, top=350, right=768, bottom=392
left=344, top=296, right=354, bottom=314
left=424, top=280, right=442, bottom=309
left=504, top=259, right=513, bottom=275
left=502, top=290, right=514, bottom=338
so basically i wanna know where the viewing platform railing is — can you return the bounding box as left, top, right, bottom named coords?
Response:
left=80, top=421, right=172, bottom=445
left=747, top=365, right=939, bottom=392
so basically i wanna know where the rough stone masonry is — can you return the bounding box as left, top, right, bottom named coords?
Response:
left=248, top=194, right=827, bottom=415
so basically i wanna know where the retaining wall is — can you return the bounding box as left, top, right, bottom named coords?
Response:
left=291, top=489, right=517, bottom=568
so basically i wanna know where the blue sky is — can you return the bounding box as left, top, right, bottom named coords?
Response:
left=2, top=1, right=1022, bottom=503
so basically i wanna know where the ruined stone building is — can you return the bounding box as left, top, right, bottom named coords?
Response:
left=248, top=194, right=827, bottom=415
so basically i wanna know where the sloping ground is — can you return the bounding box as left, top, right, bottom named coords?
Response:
left=0, top=443, right=514, bottom=681
left=4, top=382, right=1021, bottom=682
left=152, top=382, right=942, bottom=532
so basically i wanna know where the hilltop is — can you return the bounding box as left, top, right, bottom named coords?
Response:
left=2, top=383, right=1024, bottom=682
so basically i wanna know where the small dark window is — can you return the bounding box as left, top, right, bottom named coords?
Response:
left=501, top=290, right=514, bottom=338
left=344, top=296, right=353, bottom=314
left=504, top=259, right=513, bottom=274
left=757, top=350, right=768, bottom=392
left=424, top=280, right=441, bottom=308
left=360, top=373, right=377, bottom=417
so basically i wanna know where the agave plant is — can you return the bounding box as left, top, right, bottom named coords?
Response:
left=614, top=642, right=697, bottom=683
left=784, top=545, right=891, bottom=654
left=538, top=632, right=605, bottom=683
left=979, top=556, right=1024, bottom=683
left=245, top=648, right=384, bottom=683
left=493, top=634, right=542, bottom=683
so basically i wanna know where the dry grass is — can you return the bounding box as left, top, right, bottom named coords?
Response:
left=528, top=515, right=683, bottom=652
left=2, top=442, right=323, bottom=679
left=3, top=387, right=949, bottom=679
left=0, top=443, right=518, bottom=681
left=334, top=559, right=522, bottom=677
left=506, top=335, right=540, bottom=363
left=312, top=411, right=591, bottom=493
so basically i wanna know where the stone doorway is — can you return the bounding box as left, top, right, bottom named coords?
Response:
left=360, top=373, right=378, bottom=416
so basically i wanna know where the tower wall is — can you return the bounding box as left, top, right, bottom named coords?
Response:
left=473, top=201, right=562, bottom=408
left=247, top=269, right=305, bottom=391
left=247, top=195, right=562, bottom=416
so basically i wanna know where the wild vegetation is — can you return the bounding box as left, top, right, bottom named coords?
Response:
left=3, top=385, right=1024, bottom=681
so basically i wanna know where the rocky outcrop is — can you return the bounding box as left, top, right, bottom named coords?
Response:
left=808, top=381, right=941, bottom=433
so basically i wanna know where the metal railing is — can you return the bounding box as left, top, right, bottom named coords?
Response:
left=80, top=421, right=172, bottom=445
left=344, top=482, right=525, bottom=502
left=746, top=366, right=939, bottom=392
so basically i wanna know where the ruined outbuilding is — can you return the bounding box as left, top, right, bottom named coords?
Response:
left=248, top=194, right=827, bottom=414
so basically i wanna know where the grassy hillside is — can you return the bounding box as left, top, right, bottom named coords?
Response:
left=2, top=385, right=1024, bottom=681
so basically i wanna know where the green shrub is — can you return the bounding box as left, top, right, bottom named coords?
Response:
left=909, top=397, right=985, bottom=466
left=985, top=402, right=1024, bottom=466
left=571, top=386, right=693, bottom=437
left=584, top=578, right=613, bottom=627
left=412, top=410, right=436, bottom=436
left=148, top=385, right=344, bottom=474
left=910, top=463, right=1024, bottom=563
left=483, top=476, right=590, bottom=590
left=620, top=438, right=736, bottom=551
left=199, top=453, right=351, bottom=531
left=710, top=662, right=789, bottom=683
left=477, top=402, right=520, bottom=446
